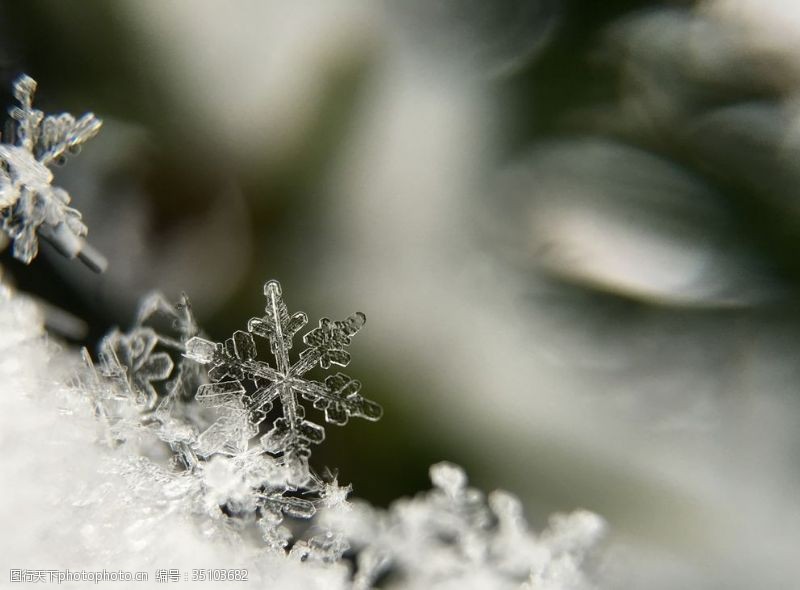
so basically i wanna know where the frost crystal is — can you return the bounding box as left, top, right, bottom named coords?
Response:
left=64, top=277, right=609, bottom=588
left=98, top=291, right=200, bottom=408
left=86, top=281, right=382, bottom=539
left=331, top=463, right=606, bottom=590
left=0, top=74, right=105, bottom=270
left=185, top=279, right=382, bottom=483
left=91, top=291, right=204, bottom=468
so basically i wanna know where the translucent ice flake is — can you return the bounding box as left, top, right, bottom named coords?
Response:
left=291, top=530, right=351, bottom=564
left=86, top=292, right=205, bottom=469
left=0, top=74, right=105, bottom=270
left=97, top=292, right=200, bottom=409
left=185, top=279, right=382, bottom=483
left=98, top=327, right=174, bottom=409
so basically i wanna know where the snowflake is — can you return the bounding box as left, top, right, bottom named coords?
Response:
left=86, top=281, right=381, bottom=533
left=63, top=281, right=607, bottom=585
left=92, top=291, right=204, bottom=469
left=185, top=279, right=382, bottom=483
left=97, top=292, right=199, bottom=409
left=0, top=74, right=105, bottom=270
left=98, top=326, right=174, bottom=409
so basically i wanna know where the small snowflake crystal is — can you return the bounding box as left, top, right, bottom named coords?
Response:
left=87, top=291, right=205, bottom=469
left=0, top=74, right=105, bottom=270
left=98, top=292, right=201, bottom=405
left=185, top=279, right=382, bottom=484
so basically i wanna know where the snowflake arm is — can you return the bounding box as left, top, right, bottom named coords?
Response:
left=294, top=374, right=383, bottom=425
left=0, top=74, right=105, bottom=270
left=11, top=75, right=102, bottom=166
left=260, top=492, right=316, bottom=520
left=248, top=280, right=308, bottom=370
left=194, top=410, right=256, bottom=458
left=299, top=311, right=367, bottom=369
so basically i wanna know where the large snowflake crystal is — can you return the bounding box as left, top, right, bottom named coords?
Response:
left=0, top=74, right=104, bottom=270
left=185, top=279, right=382, bottom=482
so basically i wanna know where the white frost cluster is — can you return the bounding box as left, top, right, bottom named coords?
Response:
left=327, top=462, right=606, bottom=590
left=0, top=278, right=605, bottom=588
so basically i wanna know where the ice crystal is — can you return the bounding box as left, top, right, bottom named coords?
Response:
left=98, top=291, right=200, bottom=407
left=328, top=463, right=607, bottom=590
left=86, top=282, right=380, bottom=541
left=290, top=476, right=354, bottom=564
left=90, top=291, right=204, bottom=468
left=98, top=326, right=174, bottom=409
left=0, top=74, right=105, bottom=270
left=61, top=281, right=604, bottom=590
left=185, top=279, right=383, bottom=484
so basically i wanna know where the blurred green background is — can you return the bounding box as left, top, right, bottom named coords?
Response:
left=3, top=1, right=800, bottom=587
